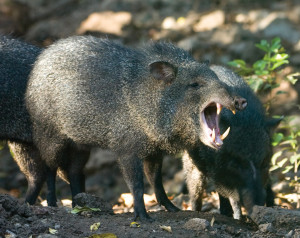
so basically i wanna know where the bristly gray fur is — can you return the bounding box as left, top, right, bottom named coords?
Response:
left=26, top=36, right=239, bottom=220
left=0, top=35, right=41, bottom=142
left=0, top=35, right=51, bottom=206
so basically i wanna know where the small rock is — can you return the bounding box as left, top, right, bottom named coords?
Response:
left=263, top=18, right=300, bottom=44
left=285, top=230, right=294, bottom=238
left=73, top=193, right=113, bottom=214
left=26, top=216, right=36, bottom=222
left=77, top=11, right=132, bottom=36
left=193, top=10, right=225, bottom=32
left=54, top=224, right=61, bottom=229
left=5, top=230, right=17, bottom=238
left=226, top=226, right=236, bottom=235
left=184, top=218, right=210, bottom=231
left=14, top=223, right=22, bottom=229
left=17, top=204, right=33, bottom=217
left=251, top=205, right=300, bottom=232
left=290, top=54, right=300, bottom=66
left=37, top=235, right=59, bottom=238
left=259, top=223, right=273, bottom=233
left=161, top=17, right=176, bottom=30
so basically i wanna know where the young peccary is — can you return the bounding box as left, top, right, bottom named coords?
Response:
left=183, top=65, right=280, bottom=220
left=26, top=36, right=246, bottom=221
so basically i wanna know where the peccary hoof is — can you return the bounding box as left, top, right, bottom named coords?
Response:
left=134, top=212, right=154, bottom=223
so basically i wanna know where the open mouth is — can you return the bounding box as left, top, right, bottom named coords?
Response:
left=200, top=102, right=233, bottom=149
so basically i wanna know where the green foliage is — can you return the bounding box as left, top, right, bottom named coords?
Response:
left=229, top=37, right=300, bottom=207
left=228, top=37, right=297, bottom=94
left=270, top=117, right=300, bottom=193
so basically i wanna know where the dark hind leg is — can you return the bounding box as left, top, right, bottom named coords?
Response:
left=118, top=153, right=152, bottom=221
left=8, top=141, right=47, bottom=205
left=144, top=153, right=180, bottom=212
left=60, top=145, right=90, bottom=207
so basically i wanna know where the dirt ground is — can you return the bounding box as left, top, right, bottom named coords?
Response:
left=1, top=192, right=300, bottom=238
left=1, top=0, right=300, bottom=237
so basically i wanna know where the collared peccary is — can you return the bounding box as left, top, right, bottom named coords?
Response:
left=26, top=36, right=246, bottom=221
left=0, top=35, right=44, bottom=203
left=0, top=35, right=84, bottom=206
left=182, top=65, right=280, bottom=220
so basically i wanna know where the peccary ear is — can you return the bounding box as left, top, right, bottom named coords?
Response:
left=265, top=116, right=283, bottom=133
left=149, top=61, right=177, bottom=84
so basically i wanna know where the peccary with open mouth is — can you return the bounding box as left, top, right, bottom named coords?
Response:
left=26, top=37, right=246, bottom=220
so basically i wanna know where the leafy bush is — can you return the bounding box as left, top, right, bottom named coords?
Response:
left=229, top=37, right=300, bottom=208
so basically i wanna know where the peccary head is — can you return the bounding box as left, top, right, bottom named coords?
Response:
left=144, top=44, right=246, bottom=151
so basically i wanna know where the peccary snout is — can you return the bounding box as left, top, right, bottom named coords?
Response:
left=234, top=96, right=247, bottom=111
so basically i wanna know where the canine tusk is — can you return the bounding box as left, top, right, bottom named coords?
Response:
left=217, top=103, right=223, bottom=115
left=220, top=127, right=230, bottom=140
left=212, top=128, right=216, bottom=141
left=231, top=109, right=236, bottom=115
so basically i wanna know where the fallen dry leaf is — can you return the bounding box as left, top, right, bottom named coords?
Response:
left=88, top=233, right=117, bottom=238
left=130, top=222, right=140, bottom=228
left=90, top=222, right=101, bottom=231
left=49, top=228, right=58, bottom=234
left=160, top=225, right=172, bottom=233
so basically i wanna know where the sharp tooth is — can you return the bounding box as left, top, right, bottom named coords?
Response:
left=220, top=127, right=230, bottom=140
left=216, top=140, right=223, bottom=146
left=212, top=128, right=216, bottom=141
left=217, top=103, right=223, bottom=115
left=231, top=109, right=236, bottom=115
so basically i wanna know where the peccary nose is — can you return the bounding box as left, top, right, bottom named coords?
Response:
left=234, top=96, right=247, bottom=111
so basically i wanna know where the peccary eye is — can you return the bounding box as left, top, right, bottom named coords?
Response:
left=188, top=82, right=201, bottom=89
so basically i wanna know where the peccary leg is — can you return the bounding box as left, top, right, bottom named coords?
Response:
left=182, top=151, right=206, bottom=211
left=265, top=182, right=274, bottom=207
left=35, top=135, right=67, bottom=207
left=63, top=147, right=90, bottom=206
left=8, top=141, right=47, bottom=205
left=229, top=197, right=242, bottom=220
left=219, top=195, right=233, bottom=217
left=46, top=167, right=57, bottom=206
left=219, top=195, right=242, bottom=219
left=144, top=155, right=180, bottom=212
left=118, top=154, right=152, bottom=221
left=186, top=170, right=206, bottom=211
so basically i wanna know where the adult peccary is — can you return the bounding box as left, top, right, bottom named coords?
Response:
left=0, top=35, right=83, bottom=206
left=183, top=65, right=280, bottom=220
left=0, top=35, right=44, bottom=203
left=26, top=36, right=246, bottom=221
